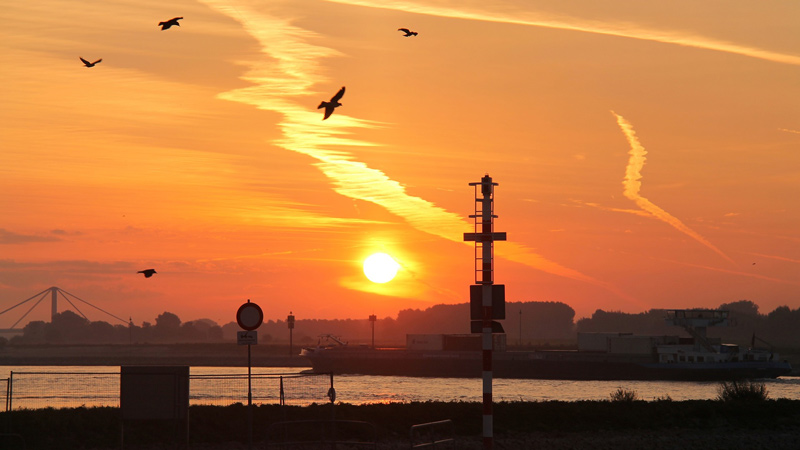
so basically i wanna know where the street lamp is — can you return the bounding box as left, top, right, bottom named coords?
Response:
left=369, top=314, right=377, bottom=348
left=287, top=312, right=295, bottom=356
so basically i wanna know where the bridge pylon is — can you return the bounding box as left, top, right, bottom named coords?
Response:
left=0, top=286, right=127, bottom=333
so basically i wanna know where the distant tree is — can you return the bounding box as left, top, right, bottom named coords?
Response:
left=207, top=325, right=223, bottom=341
left=763, top=305, right=800, bottom=346
left=87, top=320, right=116, bottom=342
left=720, top=300, right=760, bottom=317
left=154, top=312, right=181, bottom=341
left=396, top=304, right=470, bottom=334
left=576, top=309, right=671, bottom=335
left=512, top=301, right=576, bottom=341
left=20, top=320, right=47, bottom=344
left=47, top=310, right=90, bottom=342
left=113, top=323, right=131, bottom=343
left=180, top=321, right=204, bottom=342
left=717, top=300, right=763, bottom=343
left=155, top=312, right=181, bottom=329
left=221, top=321, right=240, bottom=340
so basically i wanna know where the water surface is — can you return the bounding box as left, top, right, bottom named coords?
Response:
left=2, top=366, right=797, bottom=410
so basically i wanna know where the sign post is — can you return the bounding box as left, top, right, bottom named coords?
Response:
left=237, top=299, right=263, bottom=450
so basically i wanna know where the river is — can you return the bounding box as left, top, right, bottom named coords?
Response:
left=2, top=366, right=798, bottom=410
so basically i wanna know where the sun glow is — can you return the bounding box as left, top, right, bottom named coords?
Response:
left=363, top=253, right=400, bottom=283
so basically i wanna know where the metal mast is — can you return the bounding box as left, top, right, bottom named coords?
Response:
left=463, top=174, right=506, bottom=450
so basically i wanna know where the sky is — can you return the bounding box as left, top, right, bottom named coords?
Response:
left=1, top=0, right=799, bottom=330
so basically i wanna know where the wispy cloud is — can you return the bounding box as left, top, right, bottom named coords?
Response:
left=612, top=112, right=735, bottom=265
left=657, top=256, right=800, bottom=286
left=199, top=0, right=630, bottom=299
left=748, top=253, right=800, bottom=265
left=0, top=229, right=62, bottom=245
left=326, top=0, right=800, bottom=66
left=779, top=128, right=800, bottom=135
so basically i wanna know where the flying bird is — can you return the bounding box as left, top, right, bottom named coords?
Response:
left=79, top=57, right=102, bottom=67
left=318, top=86, right=345, bottom=120
left=137, top=269, right=157, bottom=278
left=159, top=17, right=183, bottom=30
left=398, top=28, right=418, bottom=37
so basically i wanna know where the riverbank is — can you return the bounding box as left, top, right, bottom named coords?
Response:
left=3, top=343, right=798, bottom=376
left=0, top=343, right=309, bottom=367
left=2, top=400, right=799, bottom=449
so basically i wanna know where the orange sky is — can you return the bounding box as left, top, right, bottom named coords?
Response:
left=1, top=0, right=799, bottom=329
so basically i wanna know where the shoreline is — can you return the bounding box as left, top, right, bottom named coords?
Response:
left=0, top=343, right=311, bottom=368
left=1, top=342, right=797, bottom=376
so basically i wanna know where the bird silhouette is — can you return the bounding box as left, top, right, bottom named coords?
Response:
left=80, top=57, right=102, bottom=67
left=398, top=28, right=418, bottom=37
left=318, top=86, right=345, bottom=120
left=138, top=269, right=157, bottom=278
left=159, top=17, right=183, bottom=30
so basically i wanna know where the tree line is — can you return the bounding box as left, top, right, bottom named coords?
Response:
left=2, top=299, right=798, bottom=348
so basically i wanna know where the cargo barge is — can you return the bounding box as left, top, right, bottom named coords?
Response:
left=301, top=309, right=792, bottom=381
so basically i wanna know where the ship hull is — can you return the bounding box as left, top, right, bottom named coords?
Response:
left=302, top=348, right=793, bottom=381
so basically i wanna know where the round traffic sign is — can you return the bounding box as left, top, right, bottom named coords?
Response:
left=236, top=300, right=263, bottom=330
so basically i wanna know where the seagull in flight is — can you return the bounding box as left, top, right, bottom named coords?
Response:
left=79, top=57, right=102, bottom=67
left=137, top=269, right=157, bottom=278
left=318, top=86, right=345, bottom=120
left=398, top=28, right=418, bottom=37
left=159, top=17, right=183, bottom=30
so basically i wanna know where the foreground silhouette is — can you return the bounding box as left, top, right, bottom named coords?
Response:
left=159, top=17, right=183, bottom=30
left=79, top=57, right=102, bottom=67
left=137, top=269, right=157, bottom=278
left=318, top=86, right=345, bottom=120
left=398, top=28, right=418, bottom=37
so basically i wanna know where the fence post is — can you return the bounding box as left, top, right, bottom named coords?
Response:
left=6, top=371, right=12, bottom=412
left=279, top=376, right=285, bottom=406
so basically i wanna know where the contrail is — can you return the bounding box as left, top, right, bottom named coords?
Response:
left=613, top=112, right=736, bottom=265
left=657, top=256, right=800, bottom=286
left=198, top=0, right=635, bottom=301
left=779, top=128, right=800, bottom=135
left=748, top=252, right=800, bottom=265
left=326, top=0, right=800, bottom=66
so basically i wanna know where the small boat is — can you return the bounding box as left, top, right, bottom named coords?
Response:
left=301, top=309, right=792, bottom=381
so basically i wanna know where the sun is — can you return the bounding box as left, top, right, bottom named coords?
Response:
left=363, top=253, right=400, bottom=283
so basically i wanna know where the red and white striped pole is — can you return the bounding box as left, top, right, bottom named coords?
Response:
left=464, top=175, right=506, bottom=450
left=482, top=299, right=493, bottom=449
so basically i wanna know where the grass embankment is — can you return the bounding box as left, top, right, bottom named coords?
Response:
left=2, top=400, right=800, bottom=449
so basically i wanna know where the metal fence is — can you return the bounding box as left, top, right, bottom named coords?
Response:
left=1, top=378, right=8, bottom=412
left=410, top=420, right=455, bottom=449
left=4, top=371, right=332, bottom=411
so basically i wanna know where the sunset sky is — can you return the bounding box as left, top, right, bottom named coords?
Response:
left=2, top=0, right=799, bottom=330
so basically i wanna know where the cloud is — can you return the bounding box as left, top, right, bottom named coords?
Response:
left=326, top=0, right=800, bottom=66
left=779, top=128, right=800, bottom=135
left=0, top=259, right=134, bottom=273
left=0, top=229, right=62, bottom=244
left=612, top=112, right=735, bottom=265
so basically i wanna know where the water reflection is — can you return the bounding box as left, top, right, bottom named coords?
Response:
left=2, top=366, right=798, bottom=410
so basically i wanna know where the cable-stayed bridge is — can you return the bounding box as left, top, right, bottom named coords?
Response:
left=0, top=286, right=128, bottom=334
